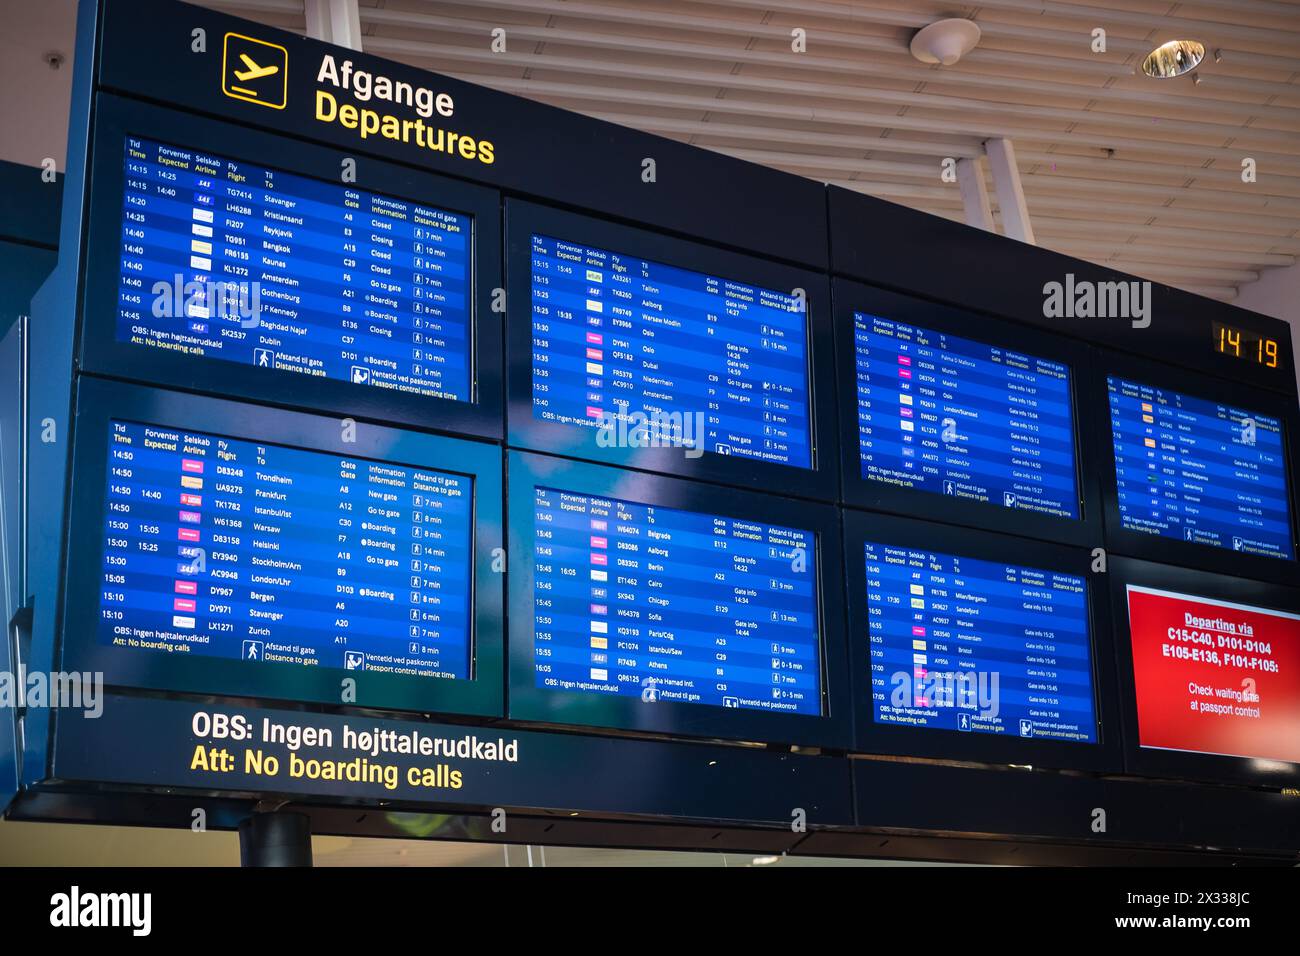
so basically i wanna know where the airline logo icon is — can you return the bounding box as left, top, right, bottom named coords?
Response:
left=174, top=580, right=198, bottom=595
left=590, top=569, right=608, bottom=581
left=590, top=636, right=608, bottom=649
left=181, top=459, right=205, bottom=473
left=590, top=668, right=609, bottom=681
left=181, top=475, right=204, bottom=489
left=173, top=598, right=197, bottom=613
left=172, top=615, right=195, bottom=630
left=180, top=493, right=202, bottom=507
left=178, top=528, right=201, bottom=542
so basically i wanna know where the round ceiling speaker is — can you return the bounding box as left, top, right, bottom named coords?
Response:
left=910, top=18, right=982, bottom=66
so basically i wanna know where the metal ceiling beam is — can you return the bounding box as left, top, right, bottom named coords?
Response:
left=305, top=0, right=361, bottom=51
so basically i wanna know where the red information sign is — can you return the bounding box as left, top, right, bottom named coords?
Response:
left=1126, top=585, right=1300, bottom=764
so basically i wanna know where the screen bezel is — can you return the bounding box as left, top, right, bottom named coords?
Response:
left=844, top=509, right=1122, bottom=772
left=506, top=450, right=850, bottom=748
left=1090, top=348, right=1300, bottom=586
left=833, top=277, right=1100, bottom=547
left=1109, top=555, right=1300, bottom=788
left=80, top=94, right=504, bottom=440
left=505, top=199, right=840, bottom=502
left=60, top=377, right=504, bottom=716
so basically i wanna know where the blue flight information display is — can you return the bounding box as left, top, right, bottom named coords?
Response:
left=1108, top=377, right=1294, bottom=559
left=117, top=136, right=473, bottom=400
left=529, top=234, right=813, bottom=468
left=96, top=420, right=474, bottom=679
left=532, top=487, right=822, bottom=714
left=865, top=542, right=1097, bottom=742
left=853, top=313, right=1079, bottom=518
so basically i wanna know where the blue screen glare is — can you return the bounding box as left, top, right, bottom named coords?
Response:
left=865, top=542, right=1097, bottom=743
left=117, top=136, right=473, bottom=400
left=854, top=313, right=1079, bottom=519
left=1108, top=376, right=1294, bottom=560
left=97, top=420, right=474, bottom=679
left=529, top=234, right=813, bottom=468
left=532, top=487, right=822, bottom=715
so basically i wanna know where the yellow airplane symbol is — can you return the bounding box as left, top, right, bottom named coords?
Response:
left=233, top=53, right=279, bottom=82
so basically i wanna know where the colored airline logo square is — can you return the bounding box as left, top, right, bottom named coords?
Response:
left=222, top=33, right=287, bottom=110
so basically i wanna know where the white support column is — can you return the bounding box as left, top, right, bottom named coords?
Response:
left=305, top=0, right=362, bottom=51
left=956, top=157, right=994, bottom=233
left=984, top=137, right=1035, bottom=245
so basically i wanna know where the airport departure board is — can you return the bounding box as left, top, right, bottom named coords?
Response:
left=97, top=420, right=474, bottom=678
left=865, top=542, right=1097, bottom=742
left=854, top=313, right=1079, bottom=518
left=529, top=234, right=813, bottom=468
left=117, top=136, right=473, bottom=400
left=1108, top=377, right=1294, bottom=560
left=532, top=487, right=822, bottom=714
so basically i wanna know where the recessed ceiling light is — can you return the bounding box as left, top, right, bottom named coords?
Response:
left=751, top=856, right=780, bottom=866
left=1141, top=39, right=1206, bottom=78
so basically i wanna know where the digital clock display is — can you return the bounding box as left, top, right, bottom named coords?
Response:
left=1213, top=322, right=1281, bottom=369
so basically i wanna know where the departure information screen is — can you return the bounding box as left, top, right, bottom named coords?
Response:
left=865, top=542, right=1097, bottom=742
left=532, top=487, right=822, bottom=714
left=117, top=136, right=472, bottom=400
left=1126, top=586, right=1300, bottom=764
left=1108, top=377, right=1294, bottom=560
left=529, top=234, right=813, bottom=468
left=854, top=313, right=1079, bottom=518
left=97, top=420, right=474, bottom=679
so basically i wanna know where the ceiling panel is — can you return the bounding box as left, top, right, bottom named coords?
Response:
left=197, top=0, right=1300, bottom=302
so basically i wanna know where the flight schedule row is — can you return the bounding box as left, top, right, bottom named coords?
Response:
left=532, top=487, right=823, bottom=714
left=529, top=233, right=814, bottom=468
left=96, top=420, right=474, bottom=679
left=117, top=136, right=473, bottom=401
left=865, top=542, right=1097, bottom=742
left=854, top=313, right=1080, bottom=519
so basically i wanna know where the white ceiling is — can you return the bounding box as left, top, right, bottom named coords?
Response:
left=6, top=0, right=1299, bottom=304
left=208, top=0, right=1300, bottom=304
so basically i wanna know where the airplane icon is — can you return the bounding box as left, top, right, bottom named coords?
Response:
left=222, top=33, right=288, bottom=109
left=234, top=52, right=279, bottom=84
